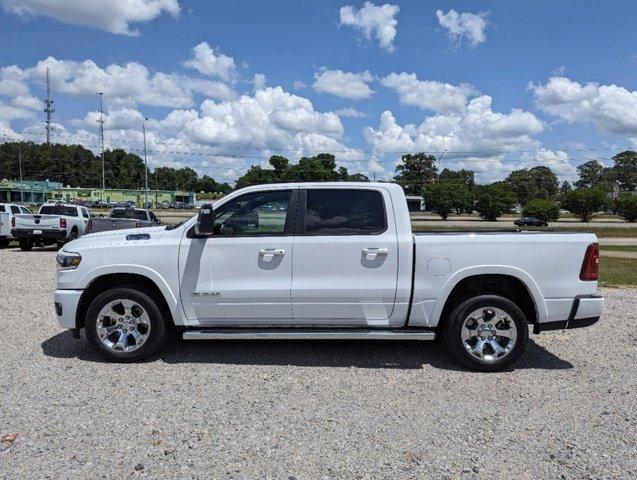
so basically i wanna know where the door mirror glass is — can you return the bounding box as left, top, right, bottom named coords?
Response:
left=195, top=204, right=215, bottom=236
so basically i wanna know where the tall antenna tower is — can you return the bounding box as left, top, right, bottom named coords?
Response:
left=97, top=92, right=106, bottom=198
left=44, top=67, right=54, bottom=144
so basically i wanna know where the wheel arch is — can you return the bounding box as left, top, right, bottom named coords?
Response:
left=76, top=273, right=175, bottom=330
left=431, top=267, right=547, bottom=329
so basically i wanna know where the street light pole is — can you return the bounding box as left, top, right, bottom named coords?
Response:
left=18, top=147, right=23, bottom=203
left=97, top=92, right=105, bottom=201
left=143, top=117, right=149, bottom=208
left=436, top=149, right=447, bottom=181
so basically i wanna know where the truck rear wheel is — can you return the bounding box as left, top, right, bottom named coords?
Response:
left=442, top=294, right=528, bottom=371
left=85, top=287, right=167, bottom=362
left=19, top=238, right=33, bottom=251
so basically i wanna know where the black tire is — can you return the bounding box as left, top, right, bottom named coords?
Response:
left=19, top=238, right=33, bottom=251
left=442, top=294, right=529, bottom=372
left=85, top=286, right=168, bottom=362
left=0, top=239, right=9, bottom=248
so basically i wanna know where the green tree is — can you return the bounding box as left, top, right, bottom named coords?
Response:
left=505, top=166, right=558, bottom=205
left=422, top=182, right=471, bottom=220
left=474, top=182, right=517, bottom=221
left=394, top=153, right=437, bottom=195
left=575, top=160, right=614, bottom=191
left=522, top=199, right=560, bottom=222
left=561, top=188, right=608, bottom=222
left=439, top=168, right=475, bottom=190
left=615, top=194, right=637, bottom=222
left=612, top=151, right=637, bottom=191
left=531, top=166, right=558, bottom=199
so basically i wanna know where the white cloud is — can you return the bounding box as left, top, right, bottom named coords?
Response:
left=381, top=72, right=478, bottom=114
left=519, top=148, right=577, bottom=180
left=293, top=80, right=307, bottom=90
left=252, top=73, right=267, bottom=91
left=530, top=76, right=637, bottom=139
left=183, top=42, right=237, bottom=82
left=313, top=69, right=374, bottom=100
left=22, top=56, right=236, bottom=108
left=436, top=9, right=488, bottom=47
left=333, top=107, right=368, bottom=118
left=364, top=96, right=544, bottom=182
left=0, top=0, right=180, bottom=36
left=339, top=2, right=399, bottom=52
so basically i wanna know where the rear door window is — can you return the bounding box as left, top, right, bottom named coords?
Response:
left=302, top=189, right=386, bottom=235
left=10, top=206, right=20, bottom=214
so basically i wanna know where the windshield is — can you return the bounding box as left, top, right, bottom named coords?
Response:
left=111, top=209, right=147, bottom=220
left=39, top=205, right=78, bottom=216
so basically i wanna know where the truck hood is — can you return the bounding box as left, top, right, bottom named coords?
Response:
left=65, top=226, right=167, bottom=250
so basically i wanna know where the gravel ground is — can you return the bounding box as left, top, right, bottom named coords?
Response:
left=0, top=247, right=635, bottom=480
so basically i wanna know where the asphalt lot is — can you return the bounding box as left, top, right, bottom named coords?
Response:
left=0, top=247, right=635, bottom=479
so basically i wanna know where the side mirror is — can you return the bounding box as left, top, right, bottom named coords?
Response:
left=195, top=204, right=215, bottom=236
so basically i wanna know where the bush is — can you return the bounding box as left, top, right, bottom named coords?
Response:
left=474, top=182, right=517, bottom=221
left=616, top=194, right=637, bottom=222
left=561, top=188, right=608, bottom=222
left=522, top=199, right=560, bottom=222
left=422, top=182, right=471, bottom=220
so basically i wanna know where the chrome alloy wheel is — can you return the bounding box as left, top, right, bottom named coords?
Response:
left=96, top=299, right=151, bottom=353
left=460, top=307, right=518, bottom=363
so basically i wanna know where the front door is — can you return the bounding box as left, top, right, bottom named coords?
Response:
left=179, top=189, right=295, bottom=325
left=291, top=188, right=399, bottom=326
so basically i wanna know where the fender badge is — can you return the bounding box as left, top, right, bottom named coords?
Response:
left=126, top=233, right=151, bottom=241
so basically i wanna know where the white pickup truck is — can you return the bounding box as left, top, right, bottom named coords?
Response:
left=54, top=183, right=604, bottom=371
left=0, top=203, right=34, bottom=247
left=13, top=203, right=91, bottom=250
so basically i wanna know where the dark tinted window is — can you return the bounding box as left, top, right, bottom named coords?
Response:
left=39, top=205, right=78, bottom=216
left=304, top=190, right=386, bottom=235
left=10, top=206, right=19, bottom=214
left=0, top=205, right=4, bottom=212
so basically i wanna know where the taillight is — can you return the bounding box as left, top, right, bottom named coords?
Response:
left=580, top=243, right=599, bottom=281
left=11, top=217, right=15, bottom=227
left=87, top=219, right=93, bottom=232
left=135, top=221, right=141, bottom=228
left=60, top=218, right=67, bottom=229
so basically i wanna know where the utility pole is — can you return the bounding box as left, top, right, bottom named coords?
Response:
left=143, top=117, right=149, bottom=208
left=44, top=68, right=54, bottom=144
left=18, top=147, right=24, bottom=203
left=436, top=149, right=447, bottom=181
left=97, top=92, right=105, bottom=201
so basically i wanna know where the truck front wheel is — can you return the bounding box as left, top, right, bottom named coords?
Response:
left=442, top=295, right=529, bottom=371
left=85, top=287, right=167, bottom=362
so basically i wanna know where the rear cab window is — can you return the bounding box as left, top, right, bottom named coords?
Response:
left=300, top=189, right=387, bottom=235
left=39, top=205, right=78, bottom=216
left=10, top=206, right=20, bottom=214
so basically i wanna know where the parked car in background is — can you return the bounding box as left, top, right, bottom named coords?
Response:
left=12, top=203, right=91, bottom=250
left=86, top=208, right=160, bottom=234
left=514, top=217, right=549, bottom=227
left=0, top=203, right=34, bottom=247
left=54, top=182, right=603, bottom=371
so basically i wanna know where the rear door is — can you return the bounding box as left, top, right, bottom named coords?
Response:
left=291, top=188, right=399, bottom=326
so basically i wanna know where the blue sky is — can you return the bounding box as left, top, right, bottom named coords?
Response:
left=1, top=0, right=636, bottom=184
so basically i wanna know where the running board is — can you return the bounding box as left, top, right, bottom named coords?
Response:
left=182, top=328, right=436, bottom=341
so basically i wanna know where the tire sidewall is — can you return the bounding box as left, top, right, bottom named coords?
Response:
left=444, top=295, right=529, bottom=371
left=85, top=287, right=167, bottom=362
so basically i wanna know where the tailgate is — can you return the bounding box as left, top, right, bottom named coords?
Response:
left=88, top=218, right=138, bottom=233
left=13, top=214, right=62, bottom=230
left=0, top=213, right=10, bottom=236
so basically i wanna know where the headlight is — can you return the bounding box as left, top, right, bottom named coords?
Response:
left=56, top=251, right=82, bottom=270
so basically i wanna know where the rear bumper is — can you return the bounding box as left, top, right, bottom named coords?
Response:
left=12, top=228, right=66, bottom=240
left=535, top=295, right=604, bottom=333
left=54, top=289, right=83, bottom=329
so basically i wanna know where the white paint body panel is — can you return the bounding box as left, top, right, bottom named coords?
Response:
left=53, top=182, right=603, bottom=332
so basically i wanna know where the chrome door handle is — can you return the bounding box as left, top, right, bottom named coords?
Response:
left=259, top=248, right=285, bottom=257
left=362, top=248, right=389, bottom=260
